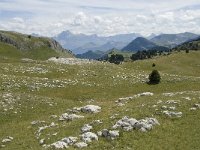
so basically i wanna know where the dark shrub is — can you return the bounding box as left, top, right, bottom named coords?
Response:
left=148, top=70, right=161, bottom=84
left=109, top=54, right=124, bottom=64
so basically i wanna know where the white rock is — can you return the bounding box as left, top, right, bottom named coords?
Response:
left=39, top=139, right=45, bottom=145
left=50, top=115, right=58, bottom=119
left=80, top=132, right=98, bottom=143
left=59, top=113, right=84, bottom=121
left=166, top=100, right=179, bottom=104
left=91, top=120, right=103, bottom=124
left=62, top=137, right=78, bottom=145
left=161, top=106, right=167, bottom=109
left=51, top=141, right=68, bottom=149
left=81, top=124, right=93, bottom=133
left=75, top=142, right=88, bottom=148
left=194, top=104, right=200, bottom=108
left=81, top=105, right=101, bottom=113
left=163, top=110, right=182, bottom=117
left=190, top=107, right=197, bottom=111
left=138, top=92, right=154, bottom=96
left=99, top=129, right=119, bottom=140
left=109, top=130, right=119, bottom=139
left=2, top=136, right=13, bottom=143
left=112, top=117, right=159, bottom=132
left=169, top=106, right=176, bottom=110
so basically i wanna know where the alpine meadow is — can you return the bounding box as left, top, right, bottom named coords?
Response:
left=0, top=0, right=200, bottom=150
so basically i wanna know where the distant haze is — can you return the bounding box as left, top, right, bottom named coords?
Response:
left=0, top=0, right=200, bottom=37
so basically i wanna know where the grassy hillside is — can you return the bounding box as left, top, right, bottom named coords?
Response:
left=173, top=37, right=200, bottom=51
left=0, top=30, right=74, bottom=60
left=0, top=51, right=200, bottom=149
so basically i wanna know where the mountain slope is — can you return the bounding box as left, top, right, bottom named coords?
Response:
left=122, top=37, right=158, bottom=52
left=0, top=30, right=74, bottom=60
left=76, top=50, right=105, bottom=60
left=150, top=32, right=199, bottom=48
left=173, top=36, right=200, bottom=51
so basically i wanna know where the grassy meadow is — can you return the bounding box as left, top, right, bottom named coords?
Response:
left=0, top=51, right=200, bottom=150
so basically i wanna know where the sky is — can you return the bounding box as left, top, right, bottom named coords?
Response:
left=0, top=0, right=200, bottom=37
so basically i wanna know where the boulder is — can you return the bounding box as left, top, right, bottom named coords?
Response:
left=51, top=141, right=68, bottom=149
left=61, top=137, right=78, bottom=146
left=112, top=116, right=159, bottom=132
left=80, top=132, right=98, bottom=143
left=163, top=110, right=182, bottom=117
left=81, top=105, right=101, bottom=113
left=2, top=137, right=13, bottom=143
left=81, top=124, right=93, bottom=133
left=75, top=142, right=88, bottom=148
left=59, top=113, right=84, bottom=121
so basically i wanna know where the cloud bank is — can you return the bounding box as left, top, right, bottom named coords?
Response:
left=0, top=0, right=200, bottom=36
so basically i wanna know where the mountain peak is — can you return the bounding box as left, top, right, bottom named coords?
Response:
left=122, top=37, right=157, bottom=52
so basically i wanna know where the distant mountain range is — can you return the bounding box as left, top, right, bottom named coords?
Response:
left=54, top=31, right=141, bottom=54
left=54, top=30, right=199, bottom=55
left=150, top=32, right=199, bottom=48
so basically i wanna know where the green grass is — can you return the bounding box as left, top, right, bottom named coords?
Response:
left=0, top=51, right=200, bottom=149
left=0, top=31, right=73, bottom=60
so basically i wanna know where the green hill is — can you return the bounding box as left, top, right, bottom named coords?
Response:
left=173, top=36, right=200, bottom=51
left=0, top=30, right=74, bottom=60
left=122, top=37, right=166, bottom=52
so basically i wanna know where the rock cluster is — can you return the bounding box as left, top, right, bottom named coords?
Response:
left=80, top=132, right=98, bottom=143
left=163, top=110, right=182, bottom=117
left=50, top=136, right=78, bottom=149
left=98, top=129, right=119, bottom=140
left=71, top=105, right=102, bottom=113
left=112, top=116, right=159, bottom=132
left=48, top=57, right=96, bottom=65
left=59, top=113, right=84, bottom=121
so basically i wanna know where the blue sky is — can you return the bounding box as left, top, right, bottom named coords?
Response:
left=0, top=0, right=200, bottom=36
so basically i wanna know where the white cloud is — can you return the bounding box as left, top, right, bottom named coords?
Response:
left=0, top=0, right=200, bottom=36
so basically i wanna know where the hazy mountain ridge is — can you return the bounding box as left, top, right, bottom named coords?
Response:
left=122, top=37, right=159, bottom=52
left=54, top=31, right=141, bottom=54
left=150, top=32, right=199, bottom=48
left=173, top=36, right=200, bottom=51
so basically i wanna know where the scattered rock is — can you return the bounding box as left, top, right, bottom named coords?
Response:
left=161, top=105, right=176, bottom=110
left=62, top=137, right=78, bottom=146
left=190, top=107, right=197, bottom=111
left=50, top=115, right=58, bottom=119
left=49, top=136, right=78, bottom=149
left=81, top=124, right=93, bottom=133
left=98, top=129, right=119, bottom=140
left=59, top=113, right=84, bottom=121
left=194, top=104, right=200, bottom=108
left=112, top=116, right=159, bottom=132
left=190, top=104, right=200, bottom=111
left=39, top=139, right=45, bottom=145
left=51, top=141, right=68, bottom=149
left=75, top=142, right=88, bottom=148
left=80, top=132, right=98, bottom=143
left=31, top=120, right=45, bottom=125
left=163, top=110, right=182, bottom=117
left=90, top=120, right=103, bottom=125
left=166, top=100, right=180, bottom=104
left=48, top=57, right=95, bottom=65
left=81, top=105, right=101, bottom=113
left=138, top=92, right=154, bottom=96
left=2, top=136, right=13, bottom=143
